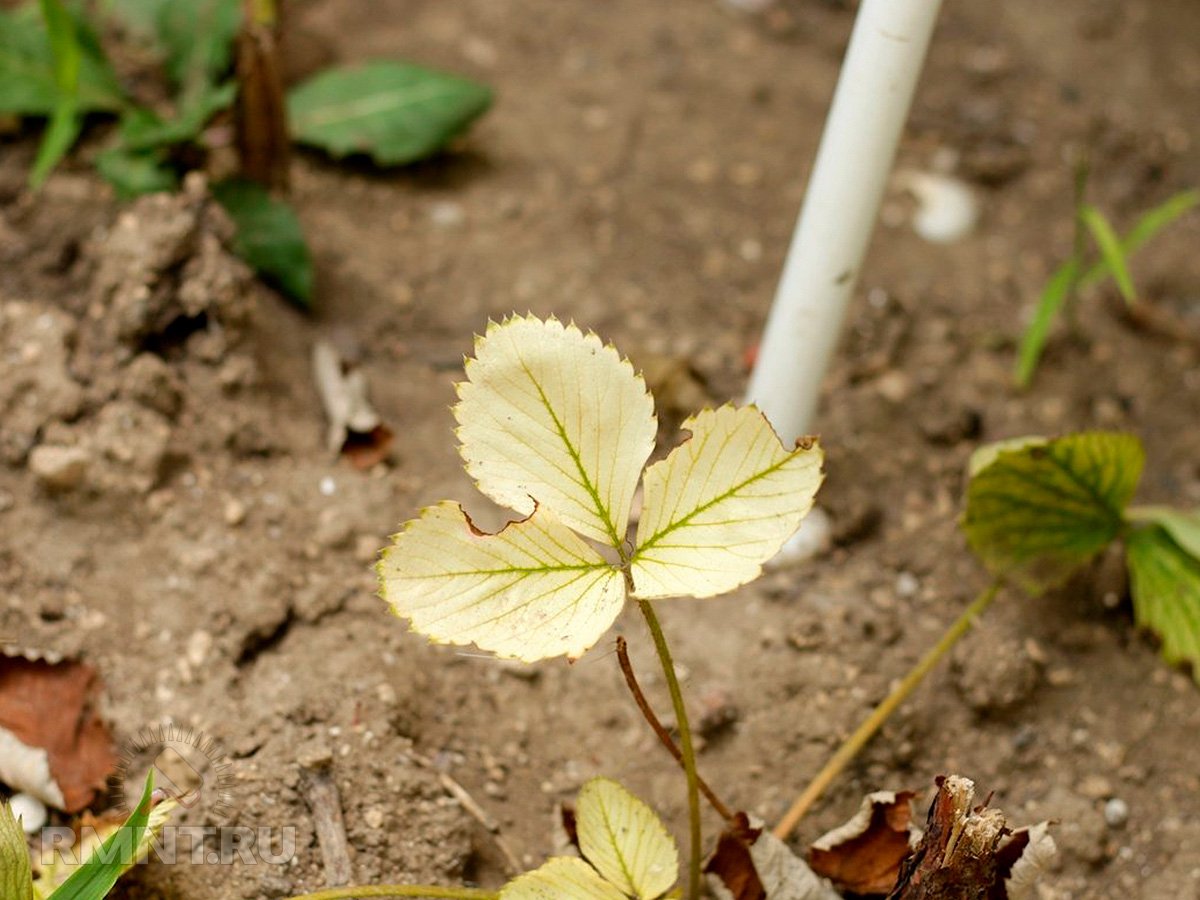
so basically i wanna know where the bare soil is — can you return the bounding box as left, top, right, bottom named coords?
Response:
left=3, top=1, right=1200, bottom=898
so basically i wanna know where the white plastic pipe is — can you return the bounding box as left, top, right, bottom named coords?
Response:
left=747, top=0, right=944, bottom=442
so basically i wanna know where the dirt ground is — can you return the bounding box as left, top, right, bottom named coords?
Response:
left=3, top=0, right=1200, bottom=897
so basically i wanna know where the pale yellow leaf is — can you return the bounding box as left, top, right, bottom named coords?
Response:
left=455, top=315, right=657, bottom=548
left=576, top=777, right=678, bottom=899
left=500, top=857, right=627, bottom=900
left=631, top=406, right=823, bottom=599
left=1, top=801, right=33, bottom=900
left=379, top=501, right=625, bottom=662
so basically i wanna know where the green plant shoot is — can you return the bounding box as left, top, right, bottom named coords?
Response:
left=963, top=431, right=1200, bottom=680
left=1015, top=189, right=1198, bottom=388
left=0, top=771, right=176, bottom=900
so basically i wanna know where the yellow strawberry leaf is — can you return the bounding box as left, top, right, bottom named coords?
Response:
left=631, top=406, right=823, bottom=600
left=1, top=800, right=33, bottom=900
left=576, top=778, right=679, bottom=900
left=455, top=315, right=657, bottom=548
left=500, top=857, right=627, bottom=900
left=379, top=501, right=625, bottom=662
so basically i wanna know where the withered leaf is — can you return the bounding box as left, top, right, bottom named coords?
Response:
left=809, top=790, right=917, bottom=896
left=706, top=812, right=840, bottom=900
left=705, top=813, right=766, bottom=900
left=0, top=652, right=116, bottom=812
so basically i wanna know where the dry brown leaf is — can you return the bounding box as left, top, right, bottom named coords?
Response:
left=0, top=651, right=116, bottom=812
left=706, top=812, right=840, bottom=900
left=809, top=790, right=917, bottom=896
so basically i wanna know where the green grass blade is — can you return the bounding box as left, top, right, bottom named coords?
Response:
left=1081, top=189, right=1199, bottom=287
left=30, top=97, right=80, bottom=187
left=29, top=0, right=81, bottom=188
left=1080, top=204, right=1136, bottom=306
left=49, top=773, right=155, bottom=900
left=1014, top=258, right=1080, bottom=388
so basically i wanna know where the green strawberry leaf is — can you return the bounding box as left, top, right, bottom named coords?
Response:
left=287, top=61, right=492, bottom=166
left=212, top=179, right=313, bottom=305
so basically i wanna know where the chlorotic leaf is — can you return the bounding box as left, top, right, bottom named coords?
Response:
left=455, top=315, right=657, bottom=549
left=1, top=801, right=33, bottom=900
left=631, top=406, right=823, bottom=600
left=1127, top=506, right=1200, bottom=560
left=500, top=857, right=627, bottom=900
left=211, top=179, right=313, bottom=305
left=966, top=435, right=1047, bottom=478
left=46, top=772, right=158, bottom=900
left=576, top=778, right=679, bottom=899
left=963, top=432, right=1144, bottom=594
left=1126, top=525, right=1200, bottom=682
left=379, top=501, right=625, bottom=662
left=287, top=61, right=492, bottom=166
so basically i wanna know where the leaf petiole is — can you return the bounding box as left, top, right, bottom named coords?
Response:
left=636, top=598, right=702, bottom=900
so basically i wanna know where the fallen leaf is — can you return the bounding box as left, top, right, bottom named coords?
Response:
left=312, top=339, right=393, bottom=469
left=705, top=813, right=840, bottom=900
left=809, top=791, right=917, bottom=896
left=0, top=650, right=115, bottom=813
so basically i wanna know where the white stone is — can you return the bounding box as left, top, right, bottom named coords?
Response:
left=10, top=792, right=47, bottom=834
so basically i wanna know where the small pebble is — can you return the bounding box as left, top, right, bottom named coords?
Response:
left=1104, top=797, right=1129, bottom=828
left=224, top=497, right=247, bottom=526
left=28, top=445, right=89, bottom=491
left=429, top=202, right=465, bottom=228
left=895, top=571, right=920, bottom=598
left=319, top=476, right=336, bottom=496
left=897, top=170, right=979, bottom=243
left=10, top=793, right=47, bottom=834
left=186, top=630, right=213, bottom=667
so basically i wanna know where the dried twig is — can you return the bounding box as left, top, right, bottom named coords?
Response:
left=300, top=751, right=354, bottom=888
left=437, top=772, right=521, bottom=876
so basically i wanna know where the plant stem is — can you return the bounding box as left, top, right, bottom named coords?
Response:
left=1063, top=155, right=1090, bottom=335
left=285, top=887, right=497, bottom=900
left=773, top=579, right=1003, bottom=841
left=615, top=636, right=735, bottom=822
left=637, top=599, right=702, bottom=900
